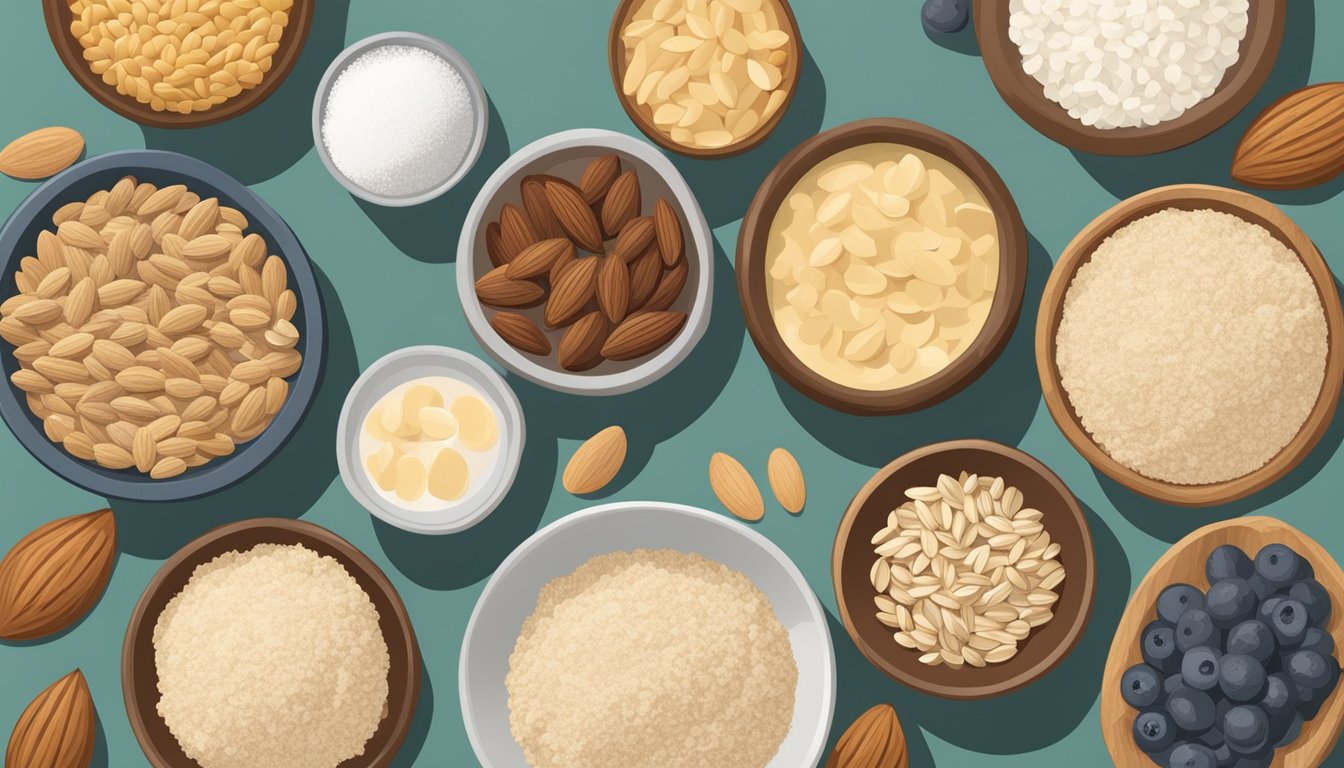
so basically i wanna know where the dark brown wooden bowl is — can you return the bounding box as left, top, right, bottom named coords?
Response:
left=832, top=439, right=1096, bottom=700
left=974, top=0, right=1286, bottom=156
left=737, top=118, right=1028, bottom=415
left=607, top=0, right=802, bottom=158
left=1036, top=185, right=1344, bottom=507
left=42, top=0, right=314, bottom=129
left=122, top=518, right=421, bottom=768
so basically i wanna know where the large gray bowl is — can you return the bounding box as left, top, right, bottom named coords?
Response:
left=0, top=150, right=326, bottom=502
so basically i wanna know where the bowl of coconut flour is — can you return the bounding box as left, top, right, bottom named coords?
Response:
left=974, top=0, right=1286, bottom=155
left=314, top=32, right=487, bottom=206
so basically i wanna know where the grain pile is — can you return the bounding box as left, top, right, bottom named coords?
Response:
left=506, top=549, right=797, bottom=768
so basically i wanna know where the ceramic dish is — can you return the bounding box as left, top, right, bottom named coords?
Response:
left=459, top=501, right=835, bottom=767
left=974, top=0, right=1286, bottom=156
left=1036, top=185, right=1344, bottom=508
left=0, top=150, right=325, bottom=502
left=336, top=346, right=523, bottom=535
left=122, top=517, right=421, bottom=768
left=1101, top=517, right=1344, bottom=767
left=737, top=118, right=1028, bottom=415
left=41, top=0, right=314, bottom=129
left=456, top=129, right=713, bottom=396
left=606, top=0, right=803, bottom=158
left=832, top=439, right=1096, bottom=699
left=312, top=31, right=488, bottom=206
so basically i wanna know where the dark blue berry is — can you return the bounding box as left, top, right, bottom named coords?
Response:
left=1145, top=621, right=1181, bottom=673
left=1168, top=687, right=1217, bottom=733
left=1227, top=749, right=1272, bottom=768
left=1124, top=663, right=1166, bottom=709
left=920, top=0, right=969, bottom=35
left=1255, top=544, right=1308, bottom=589
left=1257, top=596, right=1283, bottom=625
left=1258, top=672, right=1298, bottom=727
left=1299, top=627, right=1334, bottom=658
left=1218, top=654, right=1266, bottom=702
left=1206, top=546, right=1253, bottom=584
left=1181, top=647, right=1221, bottom=691
left=1177, top=610, right=1219, bottom=654
left=1226, top=621, right=1276, bottom=664
left=1285, top=649, right=1334, bottom=691
left=1275, top=713, right=1303, bottom=747
left=1134, top=709, right=1176, bottom=752
left=1168, top=742, right=1218, bottom=768
left=1222, top=705, right=1269, bottom=755
left=1288, top=579, right=1331, bottom=625
left=1246, top=575, right=1274, bottom=602
left=1269, top=600, right=1309, bottom=649
left=1206, top=579, right=1257, bottom=629
left=1159, top=584, right=1207, bottom=625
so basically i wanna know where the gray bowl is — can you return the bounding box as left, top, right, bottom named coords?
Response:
left=0, top=150, right=326, bottom=502
left=312, top=32, right=488, bottom=207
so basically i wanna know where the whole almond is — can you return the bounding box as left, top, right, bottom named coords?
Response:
left=499, top=204, right=537, bottom=259
left=158, top=303, right=208, bottom=335
left=506, top=238, right=575, bottom=280
left=558, top=312, right=609, bottom=371
left=0, top=127, right=84, bottom=180
left=602, top=311, right=687, bottom=360
left=545, top=181, right=605, bottom=252
left=563, top=425, right=627, bottom=494
left=545, top=257, right=599, bottom=328
left=825, top=704, right=907, bottom=768
left=611, top=216, right=656, bottom=263
left=521, top=177, right=565, bottom=240
left=5, top=670, right=96, bottom=768
left=643, top=259, right=688, bottom=313
left=709, top=452, right=764, bottom=522
left=654, top=198, right=684, bottom=267
left=490, top=312, right=552, bottom=355
left=115, top=366, right=165, bottom=393
left=0, top=509, right=116, bottom=641
left=579, top=154, right=622, bottom=205
left=182, top=234, right=232, bottom=260
left=601, top=170, right=641, bottom=237
left=485, top=221, right=509, bottom=267
left=598, top=255, right=631, bottom=324
left=767, top=448, right=806, bottom=514
left=629, top=247, right=663, bottom=309
left=1233, top=82, right=1344, bottom=189
left=476, top=265, right=547, bottom=308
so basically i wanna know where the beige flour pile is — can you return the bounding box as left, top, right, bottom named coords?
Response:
left=506, top=548, right=798, bottom=768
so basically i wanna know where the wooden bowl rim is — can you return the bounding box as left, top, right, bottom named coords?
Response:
left=1100, top=516, right=1344, bottom=768
left=831, top=438, right=1097, bottom=700
left=121, top=518, right=422, bottom=768
left=736, top=117, right=1029, bottom=415
left=606, top=0, right=803, bottom=158
left=973, top=0, right=1287, bottom=156
left=1035, top=184, right=1344, bottom=507
left=41, top=0, right=314, bottom=129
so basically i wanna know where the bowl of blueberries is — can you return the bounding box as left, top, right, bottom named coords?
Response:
left=1101, top=517, right=1344, bottom=768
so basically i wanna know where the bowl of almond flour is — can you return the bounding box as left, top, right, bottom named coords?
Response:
left=459, top=501, right=835, bottom=768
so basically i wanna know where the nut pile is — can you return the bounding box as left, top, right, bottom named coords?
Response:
left=618, top=0, right=793, bottom=150
left=869, top=472, right=1065, bottom=669
left=475, top=153, right=689, bottom=371
left=69, top=0, right=294, bottom=115
left=1, top=176, right=302, bottom=479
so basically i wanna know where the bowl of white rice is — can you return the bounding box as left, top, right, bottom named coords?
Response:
left=459, top=501, right=836, bottom=768
left=313, top=32, right=487, bottom=206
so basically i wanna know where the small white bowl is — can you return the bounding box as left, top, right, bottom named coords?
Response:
left=312, top=31, right=488, bottom=207
left=456, top=129, right=713, bottom=396
left=336, top=346, right=523, bottom=535
left=459, top=501, right=836, bottom=767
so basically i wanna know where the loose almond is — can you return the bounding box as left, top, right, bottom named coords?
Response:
left=499, top=204, right=537, bottom=259
left=709, top=452, right=764, bottom=522
left=562, top=425, right=627, bottom=494
left=1233, top=82, right=1344, bottom=189
left=643, top=259, right=688, bottom=313
left=767, top=447, right=806, bottom=514
left=601, top=170, right=641, bottom=238
left=545, top=257, right=599, bottom=328
left=0, top=509, right=116, bottom=641
left=475, top=265, right=547, bottom=308
left=825, top=704, right=907, bottom=768
left=545, top=181, right=605, bottom=252
left=0, top=127, right=84, bottom=180
left=521, top=177, right=565, bottom=240
left=654, top=198, right=684, bottom=267
left=490, top=312, right=552, bottom=355
left=611, top=216, right=656, bottom=263
left=597, top=255, right=631, bottom=324
left=579, top=154, right=622, bottom=205
left=558, top=312, right=609, bottom=371
left=628, top=246, right=663, bottom=309
left=5, top=670, right=96, bottom=768
left=506, top=238, right=574, bottom=281
left=485, top=221, right=509, bottom=267
left=601, top=311, right=687, bottom=360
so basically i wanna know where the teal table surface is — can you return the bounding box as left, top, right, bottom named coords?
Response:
left=2, top=1, right=1342, bottom=766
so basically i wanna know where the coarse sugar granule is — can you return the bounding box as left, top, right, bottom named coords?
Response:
left=506, top=548, right=798, bottom=768
left=1056, top=208, right=1328, bottom=485
left=153, top=544, right=390, bottom=768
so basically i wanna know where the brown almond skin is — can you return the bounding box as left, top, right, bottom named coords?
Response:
left=6, top=670, right=95, bottom=768
left=598, top=255, right=630, bottom=324
left=643, top=259, right=688, bottom=313
left=499, top=204, right=537, bottom=259
left=825, top=703, right=907, bottom=768
left=506, top=238, right=575, bottom=280
left=0, top=509, right=116, bottom=641
left=601, top=170, right=641, bottom=238
left=579, top=154, right=622, bottom=205
left=1232, top=82, right=1344, bottom=189
left=475, top=265, right=546, bottom=308
left=601, top=311, right=687, bottom=360
left=558, top=312, right=609, bottom=371
left=485, top=222, right=509, bottom=267
left=544, top=182, right=604, bottom=252
left=545, top=257, right=599, bottom=327
left=521, top=178, right=565, bottom=239
left=490, top=312, right=551, bottom=355
left=549, top=242, right=577, bottom=286
left=654, top=198, right=684, bottom=267
left=611, top=216, right=656, bottom=263
left=628, top=246, right=663, bottom=310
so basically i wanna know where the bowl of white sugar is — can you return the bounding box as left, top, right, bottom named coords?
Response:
left=313, top=32, right=487, bottom=206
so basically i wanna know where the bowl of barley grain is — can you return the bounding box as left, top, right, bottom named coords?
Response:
left=0, top=150, right=324, bottom=501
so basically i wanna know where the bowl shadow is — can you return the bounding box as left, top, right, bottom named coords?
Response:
left=138, top=0, right=353, bottom=185
left=109, top=262, right=358, bottom=559
left=776, top=231, right=1051, bottom=467
left=90, top=703, right=108, bottom=768
left=389, top=659, right=434, bottom=768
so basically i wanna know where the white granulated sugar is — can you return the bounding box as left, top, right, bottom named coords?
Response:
left=153, top=544, right=390, bottom=768
left=506, top=549, right=798, bottom=768
left=1056, top=209, right=1328, bottom=485
left=1007, top=0, right=1250, bottom=129
left=322, top=45, right=475, bottom=197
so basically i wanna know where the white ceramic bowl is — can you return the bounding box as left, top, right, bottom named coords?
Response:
left=456, top=129, right=713, bottom=396
left=336, top=346, right=523, bottom=535
left=312, top=31, right=488, bottom=207
left=459, top=501, right=836, bottom=767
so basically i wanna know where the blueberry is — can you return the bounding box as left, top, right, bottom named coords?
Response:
left=1147, top=746, right=1175, bottom=767
left=1255, top=544, right=1307, bottom=589
left=1257, top=596, right=1283, bottom=625
left=1206, top=579, right=1257, bottom=629
left=1275, top=712, right=1303, bottom=746
left=1124, top=663, right=1167, bottom=709
left=1212, top=743, right=1235, bottom=767
left=1145, top=621, right=1182, bottom=673
left=1166, top=673, right=1187, bottom=695
left=1207, top=546, right=1254, bottom=584
left=1288, top=579, right=1331, bottom=625
left=1226, top=621, right=1276, bottom=663
left=1196, top=725, right=1224, bottom=749
left=1168, top=687, right=1217, bottom=733
left=1258, top=672, right=1298, bottom=726
left=1227, top=749, right=1272, bottom=768
left=1218, top=654, right=1266, bottom=702
left=1160, top=584, right=1208, bottom=625
left=1182, top=647, right=1221, bottom=691
left=1222, top=705, right=1269, bottom=755
left=1246, top=575, right=1274, bottom=602
left=1168, top=743, right=1218, bottom=768
left=1269, top=600, right=1309, bottom=648
left=1135, top=709, right=1176, bottom=752
left=1285, top=649, right=1334, bottom=691
left=1177, top=610, right=1219, bottom=654
left=1299, top=627, right=1334, bottom=658
left=921, top=0, right=969, bottom=34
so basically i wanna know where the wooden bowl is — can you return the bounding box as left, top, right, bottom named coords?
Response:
left=1036, top=185, right=1344, bottom=507
left=41, top=0, right=314, bottom=128
left=607, top=0, right=802, bottom=158
left=832, top=439, right=1096, bottom=700
left=737, top=118, right=1028, bottom=415
left=122, top=518, right=421, bottom=768
left=974, top=0, right=1286, bottom=156
left=1101, top=517, right=1344, bottom=767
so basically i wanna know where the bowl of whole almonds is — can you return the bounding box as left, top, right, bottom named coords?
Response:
left=456, top=129, right=713, bottom=396
left=0, top=150, right=324, bottom=501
